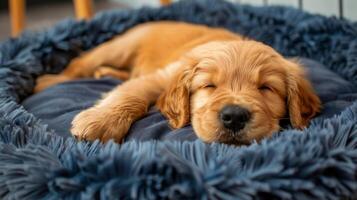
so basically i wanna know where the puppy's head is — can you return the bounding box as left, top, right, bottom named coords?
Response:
left=157, top=41, right=321, bottom=145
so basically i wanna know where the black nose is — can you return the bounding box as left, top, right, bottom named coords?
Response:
left=219, top=105, right=251, bottom=131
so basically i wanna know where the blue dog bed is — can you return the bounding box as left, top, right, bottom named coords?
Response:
left=1, top=0, right=357, bottom=199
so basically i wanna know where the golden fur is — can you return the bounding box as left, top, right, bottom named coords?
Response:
left=35, top=21, right=321, bottom=144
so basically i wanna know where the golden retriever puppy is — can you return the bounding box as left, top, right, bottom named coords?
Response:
left=35, top=21, right=321, bottom=145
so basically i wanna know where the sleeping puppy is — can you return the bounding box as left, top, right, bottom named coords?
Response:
left=35, top=21, right=321, bottom=145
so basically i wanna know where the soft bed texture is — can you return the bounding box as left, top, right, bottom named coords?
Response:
left=1, top=0, right=357, bottom=199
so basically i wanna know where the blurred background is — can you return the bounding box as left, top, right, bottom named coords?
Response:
left=1, top=0, right=357, bottom=41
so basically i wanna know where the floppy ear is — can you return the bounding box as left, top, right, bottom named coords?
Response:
left=156, top=66, right=194, bottom=129
left=285, top=60, right=321, bottom=128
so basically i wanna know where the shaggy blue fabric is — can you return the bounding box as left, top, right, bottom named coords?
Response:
left=0, top=0, right=357, bottom=199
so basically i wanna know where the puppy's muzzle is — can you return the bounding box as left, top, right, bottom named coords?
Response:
left=219, top=105, right=251, bottom=132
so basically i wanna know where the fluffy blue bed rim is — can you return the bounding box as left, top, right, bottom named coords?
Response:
left=1, top=0, right=357, bottom=199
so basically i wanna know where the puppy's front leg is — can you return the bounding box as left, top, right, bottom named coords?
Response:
left=71, top=62, right=181, bottom=142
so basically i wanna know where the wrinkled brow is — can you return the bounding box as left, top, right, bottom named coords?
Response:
left=190, top=63, right=219, bottom=91
left=259, top=65, right=287, bottom=96
left=195, top=59, right=219, bottom=73
left=191, top=71, right=213, bottom=91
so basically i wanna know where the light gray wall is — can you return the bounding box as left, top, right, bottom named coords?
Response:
left=228, top=0, right=357, bottom=21
left=113, top=0, right=357, bottom=21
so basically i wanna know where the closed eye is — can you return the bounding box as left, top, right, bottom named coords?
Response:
left=204, top=84, right=216, bottom=89
left=259, top=85, right=273, bottom=92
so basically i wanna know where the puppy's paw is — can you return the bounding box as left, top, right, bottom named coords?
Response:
left=34, top=74, right=71, bottom=93
left=71, top=107, right=131, bottom=143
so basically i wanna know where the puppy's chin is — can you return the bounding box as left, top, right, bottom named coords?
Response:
left=216, top=126, right=279, bottom=145
left=216, top=129, right=251, bottom=145
left=196, top=127, right=277, bottom=145
left=195, top=126, right=254, bottom=145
